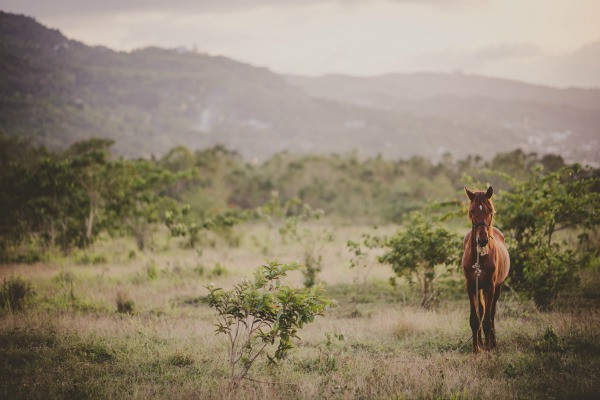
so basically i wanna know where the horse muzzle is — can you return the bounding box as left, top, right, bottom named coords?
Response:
left=477, top=236, right=488, bottom=247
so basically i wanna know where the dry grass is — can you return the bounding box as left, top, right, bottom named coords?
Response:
left=1, top=222, right=599, bottom=399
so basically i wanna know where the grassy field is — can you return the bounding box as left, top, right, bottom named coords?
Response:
left=1, top=222, right=599, bottom=399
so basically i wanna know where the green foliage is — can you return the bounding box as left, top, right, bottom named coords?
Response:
left=522, top=245, right=580, bottom=310
left=347, top=231, right=386, bottom=289
left=168, top=352, right=195, bottom=367
left=497, top=164, right=599, bottom=308
left=302, top=252, right=322, bottom=288
left=256, top=191, right=327, bottom=287
left=205, top=260, right=333, bottom=386
left=146, top=261, right=159, bottom=280
left=2, top=133, right=580, bottom=265
left=298, top=332, right=344, bottom=374
left=210, top=262, right=228, bottom=277
left=53, top=269, right=75, bottom=300
left=75, top=252, right=107, bottom=265
left=259, top=191, right=323, bottom=236
left=0, top=276, right=35, bottom=312
left=379, top=212, right=462, bottom=307
left=165, top=204, right=250, bottom=249
left=0, top=137, right=192, bottom=259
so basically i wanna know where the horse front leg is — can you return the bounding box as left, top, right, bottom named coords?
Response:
left=482, top=286, right=496, bottom=350
left=469, top=289, right=483, bottom=353
left=489, top=284, right=502, bottom=349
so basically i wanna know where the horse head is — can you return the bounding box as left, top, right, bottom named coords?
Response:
left=464, top=186, right=495, bottom=250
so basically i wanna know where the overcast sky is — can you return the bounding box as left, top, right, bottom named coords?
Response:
left=1, top=0, right=599, bottom=87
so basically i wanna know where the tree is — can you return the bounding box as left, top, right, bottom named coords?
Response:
left=379, top=212, right=462, bottom=308
left=106, top=159, right=185, bottom=250
left=0, top=138, right=194, bottom=259
left=0, top=153, right=88, bottom=256
left=65, top=138, right=115, bottom=244
left=206, top=260, right=333, bottom=388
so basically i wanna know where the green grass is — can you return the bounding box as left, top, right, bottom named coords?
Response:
left=1, top=222, right=599, bottom=399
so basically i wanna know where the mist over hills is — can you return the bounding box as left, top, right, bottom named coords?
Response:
left=1, top=11, right=598, bottom=164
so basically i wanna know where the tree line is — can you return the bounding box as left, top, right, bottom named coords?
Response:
left=1, top=135, right=598, bottom=310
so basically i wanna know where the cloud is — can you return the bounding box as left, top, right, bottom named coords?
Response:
left=472, top=42, right=543, bottom=62
left=0, top=0, right=480, bottom=18
left=413, top=42, right=545, bottom=72
left=553, top=39, right=600, bottom=87
left=1, top=0, right=598, bottom=87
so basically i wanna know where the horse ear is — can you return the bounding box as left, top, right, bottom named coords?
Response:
left=486, top=186, right=494, bottom=199
left=464, top=187, right=475, bottom=201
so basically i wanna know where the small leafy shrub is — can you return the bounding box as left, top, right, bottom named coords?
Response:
left=210, top=262, right=227, bottom=277
left=299, top=332, right=344, bottom=373
left=504, top=362, right=518, bottom=378
left=54, top=269, right=76, bottom=300
left=535, top=326, right=565, bottom=353
left=169, top=352, right=195, bottom=367
left=116, top=290, right=135, bottom=314
left=0, top=237, right=48, bottom=264
left=206, top=260, right=334, bottom=387
left=0, top=276, right=35, bottom=312
left=347, top=232, right=385, bottom=290
left=523, top=244, right=580, bottom=310
left=194, top=264, right=205, bottom=276
left=379, top=212, right=462, bottom=307
left=302, top=252, right=322, bottom=288
left=146, top=260, right=158, bottom=280
left=78, top=341, right=115, bottom=363
left=76, top=252, right=107, bottom=265
left=320, top=332, right=344, bottom=372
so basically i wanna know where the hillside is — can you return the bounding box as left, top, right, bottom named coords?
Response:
left=286, top=73, right=600, bottom=164
left=1, top=11, right=599, bottom=163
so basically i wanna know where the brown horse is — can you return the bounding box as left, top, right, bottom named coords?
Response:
left=462, top=186, right=510, bottom=352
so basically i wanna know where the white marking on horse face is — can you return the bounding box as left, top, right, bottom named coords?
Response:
left=479, top=205, right=482, bottom=211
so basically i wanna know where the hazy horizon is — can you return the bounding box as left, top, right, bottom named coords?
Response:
left=1, top=0, right=599, bottom=88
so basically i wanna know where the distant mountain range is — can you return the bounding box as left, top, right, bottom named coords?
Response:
left=1, top=11, right=598, bottom=164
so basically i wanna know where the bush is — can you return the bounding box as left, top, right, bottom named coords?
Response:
left=54, top=269, right=75, bottom=300
left=302, top=252, right=322, bottom=288
left=206, top=260, right=334, bottom=387
left=169, top=352, right=194, bottom=367
left=116, top=290, right=135, bottom=314
left=76, top=253, right=107, bottom=265
left=379, top=212, right=462, bottom=307
left=210, top=262, right=227, bottom=277
left=522, top=244, right=580, bottom=310
left=0, top=276, right=35, bottom=312
left=146, top=261, right=158, bottom=280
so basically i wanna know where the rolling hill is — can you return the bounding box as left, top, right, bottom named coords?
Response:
left=1, top=11, right=598, bottom=164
